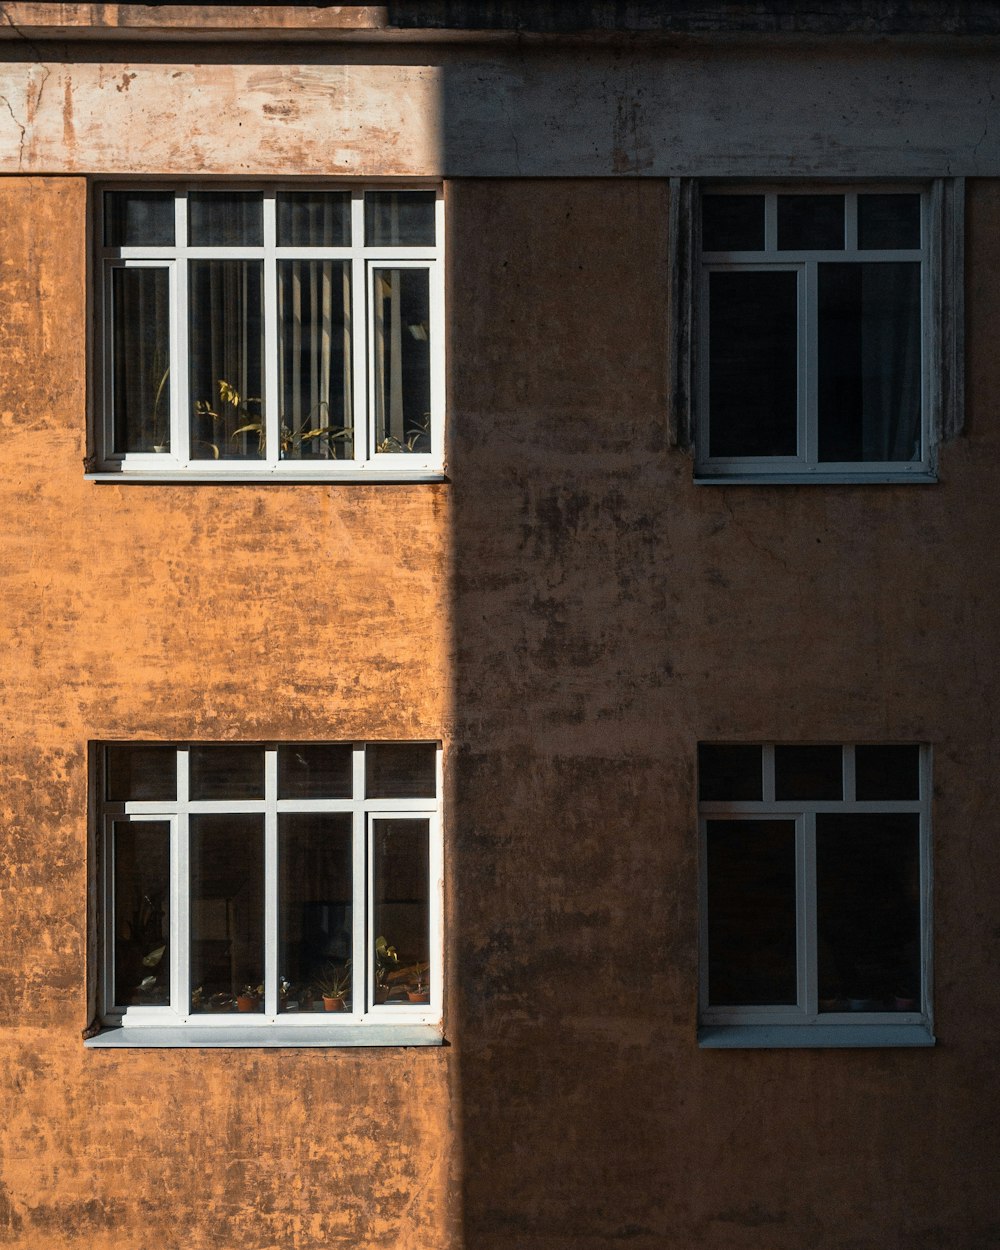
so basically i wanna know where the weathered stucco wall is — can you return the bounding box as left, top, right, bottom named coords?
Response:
left=446, top=179, right=1000, bottom=1249
left=1, top=31, right=1000, bottom=1249
left=0, top=176, right=457, bottom=1250
left=1, top=37, right=1000, bottom=176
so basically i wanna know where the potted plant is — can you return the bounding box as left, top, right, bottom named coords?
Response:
left=405, top=966, right=430, bottom=1004
left=236, top=983, right=262, bottom=1012
left=316, top=962, right=351, bottom=1012
left=374, top=936, right=398, bottom=1004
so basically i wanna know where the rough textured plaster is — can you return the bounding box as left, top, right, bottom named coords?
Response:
left=446, top=179, right=1000, bottom=1249
left=0, top=177, right=457, bottom=1250
left=2, top=166, right=1000, bottom=1249
left=0, top=41, right=998, bottom=176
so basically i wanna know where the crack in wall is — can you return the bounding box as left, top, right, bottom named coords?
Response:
left=0, top=92, right=25, bottom=168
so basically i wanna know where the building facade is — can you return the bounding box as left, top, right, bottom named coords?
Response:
left=0, top=3, right=998, bottom=1247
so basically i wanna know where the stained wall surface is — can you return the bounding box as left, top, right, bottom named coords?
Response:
left=0, top=26, right=999, bottom=1250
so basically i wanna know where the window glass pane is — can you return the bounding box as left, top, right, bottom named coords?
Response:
left=708, top=270, right=798, bottom=457
left=855, top=745, right=920, bottom=800
left=112, top=819, right=170, bottom=1007
left=701, top=194, right=764, bottom=251
left=373, top=818, right=430, bottom=1005
left=373, top=268, right=432, bottom=454
left=188, top=191, right=263, bottom=246
left=111, top=268, right=171, bottom=454
left=706, top=819, right=798, bottom=1006
left=276, top=191, right=351, bottom=247
left=777, top=195, right=844, bottom=250
left=365, top=191, right=435, bottom=246
left=698, top=744, right=763, bottom=801
left=190, top=814, right=265, bottom=1012
left=189, top=260, right=265, bottom=460
left=279, top=813, right=353, bottom=1013
left=366, top=743, right=437, bottom=798
left=106, top=744, right=178, bottom=801
left=817, top=262, right=921, bottom=462
left=816, top=813, right=921, bottom=1011
left=104, top=190, right=175, bottom=247
left=278, top=260, right=353, bottom=460
left=774, top=745, right=843, bottom=801
left=189, top=745, right=264, bottom=800
left=278, top=744, right=354, bottom=799
left=858, top=194, right=921, bottom=250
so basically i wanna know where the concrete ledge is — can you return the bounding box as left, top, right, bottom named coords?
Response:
left=85, top=471, right=448, bottom=485
left=85, top=1024, right=445, bottom=1047
left=699, top=1025, right=936, bottom=1049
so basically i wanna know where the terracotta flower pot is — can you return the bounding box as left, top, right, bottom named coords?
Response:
left=236, top=995, right=258, bottom=1012
left=323, top=995, right=347, bottom=1012
left=406, top=989, right=430, bottom=1004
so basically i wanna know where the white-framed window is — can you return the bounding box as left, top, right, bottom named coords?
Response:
left=698, top=743, right=934, bottom=1048
left=91, top=742, right=443, bottom=1046
left=695, top=184, right=952, bottom=482
left=92, top=186, right=445, bottom=479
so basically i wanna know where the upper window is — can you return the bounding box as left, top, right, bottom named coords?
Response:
left=698, top=743, right=933, bottom=1048
left=697, top=186, right=935, bottom=482
left=91, top=742, right=442, bottom=1046
left=94, top=187, right=444, bottom=478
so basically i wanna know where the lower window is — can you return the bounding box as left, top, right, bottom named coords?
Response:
left=94, top=742, right=442, bottom=1044
left=698, top=743, right=933, bottom=1047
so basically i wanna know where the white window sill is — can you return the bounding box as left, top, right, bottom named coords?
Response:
left=694, top=473, right=937, bottom=486
left=85, top=470, right=448, bottom=485
left=85, top=1024, right=445, bottom=1049
left=698, top=1024, right=935, bottom=1049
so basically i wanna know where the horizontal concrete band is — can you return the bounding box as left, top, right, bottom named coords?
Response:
left=85, top=1025, right=446, bottom=1048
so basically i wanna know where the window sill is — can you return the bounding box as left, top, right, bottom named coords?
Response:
left=85, top=470, right=448, bottom=485
left=698, top=1024, right=935, bottom=1049
left=695, top=470, right=940, bottom=485
left=694, top=472, right=937, bottom=486
left=85, top=1024, right=445, bottom=1049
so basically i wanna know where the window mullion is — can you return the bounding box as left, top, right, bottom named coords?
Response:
left=263, top=750, right=278, bottom=1016
left=801, top=262, right=816, bottom=466
left=173, top=750, right=190, bottom=1016
left=799, top=811, right=817, bottom=1014
left=351, top=193, right=368, bottom=462
left=353, top=744, right=368, bottom=1013
left=262, top=193, right=280, bottom=468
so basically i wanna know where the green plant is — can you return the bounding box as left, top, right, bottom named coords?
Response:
left=231, top=392, right=353, bottom=459
left=374, top=936, right=398, bottom=989
left=315, top=961, right=352, bottom=1001
left=376, top=411, right=430, bottom=455
left=193, top=378, right=262, bottom=458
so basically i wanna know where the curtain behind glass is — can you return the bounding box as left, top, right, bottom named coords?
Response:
left=373, top=268, right=432, bottom=454
left=278, top=261, right=352, bottom=459
left=112, top=268, right=171, bottom=453
left=189, top=260, right=264, bottom=460
left=818, top=262, right=921, bottom=462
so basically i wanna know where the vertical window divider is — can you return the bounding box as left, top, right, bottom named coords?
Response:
left=800, top=811, right=817, bottom=1014
left=352, top=743, right=368, bottom=1014
left=764, top=191, right=777, bottom=251
left=844, top=191, right=858, bottom=250
left=350, top=192, right=369, bottom=462
left=262, top=192, right=280, bottom=467
left=174, top=193, right=191, bottom=464
left=762, top=744, right=776, bottom=802
left=428, top=744, right=444, bottom=1014
left=843, top=745, right=857, bottom=801
left=802, top=261, right=817, bottom=466
left=263, top=749, right=279, bottom=1017
left=174, top=748, right=190, bottom=1018
left=102, top=812, right=116, bottom=1018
